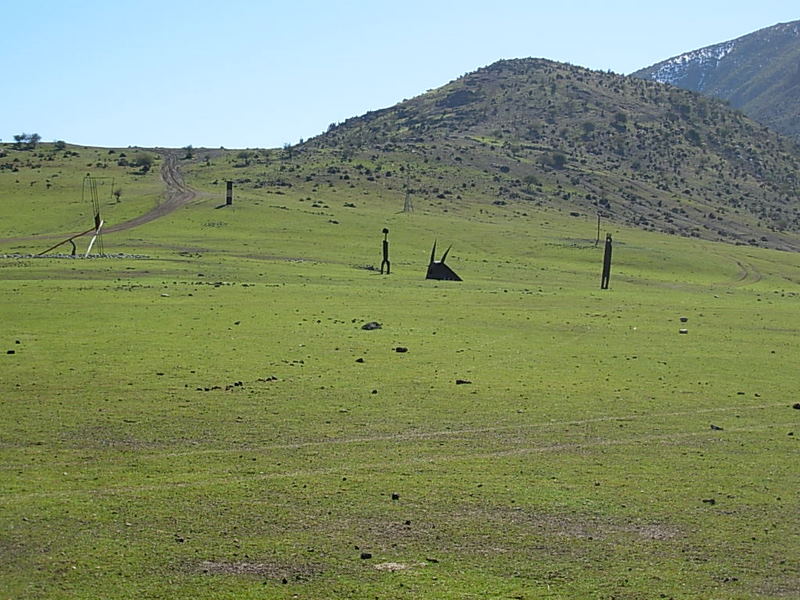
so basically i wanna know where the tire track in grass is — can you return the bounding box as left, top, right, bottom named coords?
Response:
left=1, top=414, right=792, bottom=502
left=4, top=423, right=794, bottom=501
left=0, top=402, right=785, bottom=468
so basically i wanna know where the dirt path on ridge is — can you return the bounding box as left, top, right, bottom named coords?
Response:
left=0, top=150, right=197, bottom=245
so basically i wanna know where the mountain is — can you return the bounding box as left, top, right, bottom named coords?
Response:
left=298, top=58, right=800, bottom=250
left=631, top=20, right=800, bottom=141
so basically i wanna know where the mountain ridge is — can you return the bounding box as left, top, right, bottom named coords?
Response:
left=632, top=20, right=800, bottom=141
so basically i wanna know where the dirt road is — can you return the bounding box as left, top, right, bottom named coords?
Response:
left=104, top=151, right=197, bottom=234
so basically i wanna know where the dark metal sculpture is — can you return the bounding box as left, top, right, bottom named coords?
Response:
left=601, top=233, right=613, bottom=289
left=426, top=241, right=462, bottom=281
left=380, top=228, right=390, bottom=274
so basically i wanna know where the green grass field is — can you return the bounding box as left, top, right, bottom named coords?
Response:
left=1, top=145, right=798, bottom=599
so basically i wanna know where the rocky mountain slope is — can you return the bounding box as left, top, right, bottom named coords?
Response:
left=295, top=58, right=800, bottom=249
left=632, top=20, right=800, bottom=141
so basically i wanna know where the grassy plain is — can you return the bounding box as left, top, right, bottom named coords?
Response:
left=1, top=145, right=798, bottom=599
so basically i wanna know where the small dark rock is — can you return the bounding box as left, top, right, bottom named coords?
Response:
left=792, top=403, right=800, bottom=410
left=702, top=498, right=716, bottom=505
left=426, top=557, right=439, bottom=563
left=391, top=493, right=400, bottom=501
left=361, top=322, right=382, bottom=330
left=710, top=424, right=724, bottom=430
left=680, top=316, right=688, bottom=322
left=455, top=379, right=472, bottom=385
left=355, top=358, right=365, bottom=363
left=371, top=389, right=378, bottom=394
left=360, top=552, right=372, bottom=560
left=394, top=347, right=408, bottom=353
left=6, top=350, right=15, bottom=355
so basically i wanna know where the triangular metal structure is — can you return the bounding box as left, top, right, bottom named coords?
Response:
left=425, top=240, right=462, bottom=281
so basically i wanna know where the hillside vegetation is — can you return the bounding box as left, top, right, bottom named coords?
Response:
left=633, top=20, right=800, bottom=143
left=235, top=58, right=800, bottom=250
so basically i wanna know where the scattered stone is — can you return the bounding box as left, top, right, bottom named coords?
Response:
left=360, top=552, right=372, bottom=560
left=391, top=493, right=400, bottom=501
left=679, top=329, right=688, bottom=334
left=455, top=379, right=472, bottom=385
left=710, top=424, right=724, bottom=431
left=361, top=322, right=382, bottom=330
left=425, top=557, right=440, bottom=563
left=371, top=389, right=378, bottom=394
left=161, top=293, right=170, bottom=297
left=355, top=358, right=365, bottom=363
left=394, top=347, right=408, bottom=353
left=792, top=403, right=800, bottom=410
left=6, top=350, right=15, bottom=355
left=680, top=316, right=688, bottom=322
left=702, top=498, right=716, bottom=505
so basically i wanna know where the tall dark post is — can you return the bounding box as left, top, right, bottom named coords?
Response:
left=601, top=233, right=613, bottom=290
left=380, top=228, right=390, bottom=274
left=226, top=181, right=233, bottom=206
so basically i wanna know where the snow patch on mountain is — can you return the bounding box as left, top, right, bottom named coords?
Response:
left=648, top=41, right=737, bottom=87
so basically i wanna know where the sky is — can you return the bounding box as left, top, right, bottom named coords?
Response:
left=2, top=1, right=797, bottom=149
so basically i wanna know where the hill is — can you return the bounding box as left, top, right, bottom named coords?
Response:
left=632, top=20, right=800, bottom=142
left=287, top=58, right=800, bottom=250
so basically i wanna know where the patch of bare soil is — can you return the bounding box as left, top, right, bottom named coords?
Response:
left=490, top=506, right=681, bottom=541
left=196, top=559, right=323, bottom=582
left=347, top=505, right=680, bottom=563
left=373, top=561, right=425, bottom=572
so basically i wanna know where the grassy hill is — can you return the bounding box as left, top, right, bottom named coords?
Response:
left=632, top=20, right=800, bottom=143
left=275, top=58, right=800, bottom=251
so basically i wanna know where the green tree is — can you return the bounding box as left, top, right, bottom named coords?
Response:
left=131, top=152, right=154, bottom=173
left=12, top=133, right=41, bottom=150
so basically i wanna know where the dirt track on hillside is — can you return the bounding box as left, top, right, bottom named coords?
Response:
left=104, top=151, right=197, bottom=234
left=0, top=150, right=197, bottom=245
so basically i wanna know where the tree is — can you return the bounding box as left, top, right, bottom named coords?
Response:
left=12, top=132, right=41, bottom=150
left=182, top=145, right=194, bottom=159
left=131, top=152, right=154, bottom=173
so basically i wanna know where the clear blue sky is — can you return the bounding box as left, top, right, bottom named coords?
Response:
left=2, top=1, right=796, bottom=149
